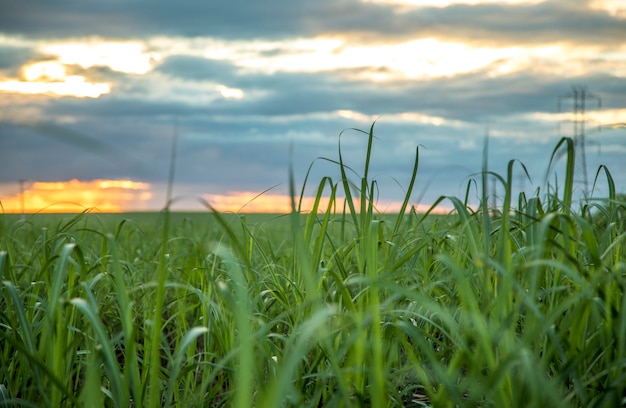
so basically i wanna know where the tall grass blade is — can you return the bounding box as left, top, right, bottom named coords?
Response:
left=163, top=326, right=209, bottom=406
left=71, top=296, right=128, bottom=406
left=107, top=233, right=143, bottom=406
left=214, top=246, right=255, bottom=408
left=547, top=137, right=575, bottom=214
left=392, top=145, right=419, bottom=238
left=338, top=129, right=360, bottom=234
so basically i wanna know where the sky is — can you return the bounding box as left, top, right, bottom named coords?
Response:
left=0, top=0, right=625, bottom=213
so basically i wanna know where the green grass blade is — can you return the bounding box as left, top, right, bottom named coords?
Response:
left=71, top=296, right=128, bottom=406
left=163, top=326, right=209, bottom=406
left=107, top=233, right=143, bottom=406
left=392, top=145, right=419, bottom=238
left=546, top=137, right=575, bottom=214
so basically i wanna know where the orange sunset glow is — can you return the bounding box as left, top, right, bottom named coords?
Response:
left=1, top=179, right=152, bottom=213
left=204, top=192, right=335, bottom=213
left=203, top=191, right=444, bottom=214
left=1, top=182, right=445, bottom=214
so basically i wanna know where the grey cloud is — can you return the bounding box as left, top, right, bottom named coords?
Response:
left=0, top=123, right=141, bottom=182
left=14, top=59, right=626, bottom=129
left=156, top=56, right=239, bottom=82
left=1, top=0, right=623, bottom=47
left=0, top=1, right=141, bottom=39
left=0, top=46, right=38, bottom=75
left=0, top=0, right=329, bottom=39
left=365, top=1, right=626, bottom=46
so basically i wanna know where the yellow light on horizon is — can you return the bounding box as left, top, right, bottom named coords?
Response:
left=203, top=191, right=448, bottom=214
left=1, top=182, right=451, bottom=214
left=97, top=179, right=151, bottom=189
left=0, top=179, right=152, bottom=213
left=204, top=192, right=301, bottom=213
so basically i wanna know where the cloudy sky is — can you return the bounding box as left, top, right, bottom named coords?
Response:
left=1, top=0, right=625, bottom=213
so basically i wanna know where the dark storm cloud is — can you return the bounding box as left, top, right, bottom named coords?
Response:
left=1, top=0, right=624, bottom=46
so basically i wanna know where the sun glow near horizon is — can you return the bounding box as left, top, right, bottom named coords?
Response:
left=0, top=180, right=445, bottom=214
left=203, top=191, right=446, bottom=214
left=0, top=179, right=153, bottom=213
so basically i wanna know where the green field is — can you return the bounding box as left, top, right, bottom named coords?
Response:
left=1, top=133, right=625, bottom=407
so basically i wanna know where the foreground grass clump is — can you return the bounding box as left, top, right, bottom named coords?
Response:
left=1, top=128, right=625, bottom=407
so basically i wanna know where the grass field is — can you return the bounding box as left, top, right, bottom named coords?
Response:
left=1, top=129, right=625, bottom=407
